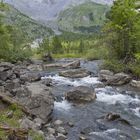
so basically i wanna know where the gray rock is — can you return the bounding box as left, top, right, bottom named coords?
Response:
left=24, top=83, right=54, bottom=123
left=13, top=65, right=29, bottom=78
left=107, top=73, right=132, bottom=86
left=62, top=60, right=80, bottom=69
left=20, top=72, right=41, bottom=82
left=5, top=79, right=21, bottom=93
left=56, top=133, right=67, bottom=140
left=42, top=78, right=53, bottom=86
left=79, top=136, right=87, bottom=140
left=27, top=64, right=43, bottom=71
left=0, top=71, right=9, bottom=81
left=34, top=118, right=44, bottom=130
left=65, top=86, right=96, bottom=103
left=20, top=118, right=37, bottom=130
left=131, top=80, right=140, bottom=88
left=57, top=127, right=67, bottom=135
left=13, top=86, right=31, bottom=98
left=6, top=111, right=14, bottom=118
left=99, top=70, right=131, bottom=86
left=0, top=62, right=14, bottom=72
left=54, top=120, right=63, bottom=126
left=99, top=70, right=114, bottom=82
left=67, top=122, right=74, bottom=127
left=59, top=69, right=90, bottom=78
left=47, top=127, right=56, bottom=135
left=46, top=134, right=56, bottom=140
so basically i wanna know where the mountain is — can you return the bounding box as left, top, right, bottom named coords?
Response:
left=4, top=0, right=113, bottom=22
left=57, top=2, right=110, bottom=33
left=4, top=0, right=113, bottom=33
left=1, top=3, right=53, bottom=40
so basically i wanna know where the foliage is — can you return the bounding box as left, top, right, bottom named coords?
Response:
left=103, top=0, right=140, bottom=62
left=29, top=131, right=44, bottom=140
left=0, top=2, right=33, bottom=62
left=101, top=0, right=140, bottom=78
left=86, top=46, right=109, bottom=60
left=38, top=33, right=104, bottom=59
left=57, top=1, right=110, bottom=33
left=0, top=104, right=23, bottom=127
left=102, top=59, right=126, bottom=73
left=1, top=3, right=53, bottom=41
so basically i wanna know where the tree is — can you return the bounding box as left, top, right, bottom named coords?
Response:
left=38, top=38, right=53, bottom=56
left=52, top=36, right=63, bottom=54
left=103, top=0, right=140, bottom=62
left=0, top=2, right=32, bottom=62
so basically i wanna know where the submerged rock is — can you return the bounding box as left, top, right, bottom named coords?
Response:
left=65, top=86, right=96, bottom=103
left=104, top=113, right=131, bottom=126
left=59, top=69, right=90, bottom=78
left=104, top=113, right=121, bottom=121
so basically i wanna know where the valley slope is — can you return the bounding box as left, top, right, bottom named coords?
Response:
left=0, top=3, right=53, bottom=41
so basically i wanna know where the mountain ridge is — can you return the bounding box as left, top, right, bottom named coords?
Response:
left=4, top=0, right=113, bottom=23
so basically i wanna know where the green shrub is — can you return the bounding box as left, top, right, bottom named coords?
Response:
left=86, top=46, right=109, bottom=60
left=102, top=59, right=125, bottom=73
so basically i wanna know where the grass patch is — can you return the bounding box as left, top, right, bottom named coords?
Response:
left=0, top=104, right=23, bottom=139
left=53, top=53, right=82, bottom=58
left=29, top=130, right=44, bottom=140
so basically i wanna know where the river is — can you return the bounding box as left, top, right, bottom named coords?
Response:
left=42, top=59, right=140, bottom=140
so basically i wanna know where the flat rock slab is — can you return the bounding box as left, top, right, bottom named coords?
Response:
left=59, top=69, right=90, bottom=78
left=17, top=83, right=54, bottom=123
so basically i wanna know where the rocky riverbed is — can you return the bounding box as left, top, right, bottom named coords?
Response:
left=0, top=59, right=140, bottom=140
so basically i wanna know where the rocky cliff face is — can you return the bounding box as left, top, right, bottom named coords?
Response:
left=5, top=0, right=113, bottom=22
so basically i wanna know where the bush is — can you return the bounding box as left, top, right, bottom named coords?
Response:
left=86, top=46, right=109, bottom=60
left=102, top=59, right=125, bottom=73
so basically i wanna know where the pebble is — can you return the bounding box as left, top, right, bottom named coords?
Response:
left=56, top=133, right=67, bottom=140
left=79, top=135, right=87, bottom=140
left=6, top=110, right=14, bottom=118
left=57, top=127, right=67, bottom=135
left=47, top=127, right=56, bottom=135
left=54, top=120, right=63, bottom=126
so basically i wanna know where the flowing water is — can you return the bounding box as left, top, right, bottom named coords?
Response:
left=42, top=60, right=140, bottom=140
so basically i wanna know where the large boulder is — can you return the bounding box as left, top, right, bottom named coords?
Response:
left=0, top=71, right=9, bottom=81
left=99, top=70, right=131, bottom=86
left=24, top=83, right=54, bottom=123
left=62, top=60, right=80, bottom=69
left=99, top=70, right=114, bottom=82
left=4, top=79, right=21, bottom=93
left=0, top=62, right=14, bottom=72
left=59, top=69, right=90, bottom=78
left=65, top=86, right=96, bottom=103
left=130, top=80, right=140, bottom=88
left=20, top=72, right=41, bottom=82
